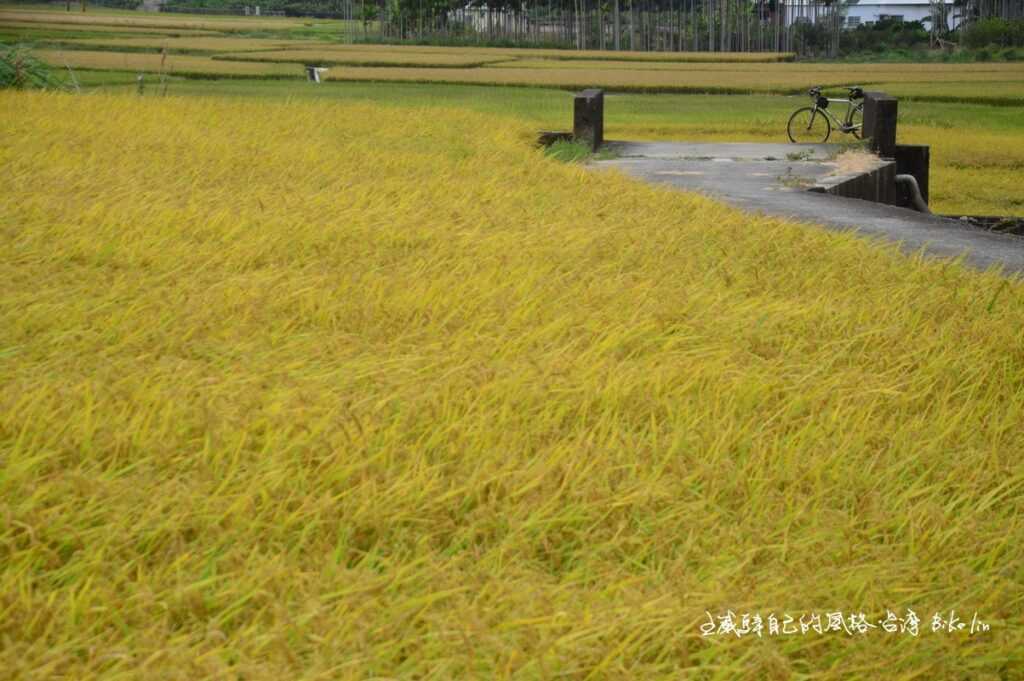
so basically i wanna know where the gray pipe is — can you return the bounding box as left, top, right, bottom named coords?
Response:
left=895, top=174, right=930, bottom=214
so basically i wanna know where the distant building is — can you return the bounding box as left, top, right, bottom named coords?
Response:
left=447, top=3, right=527, bottom=34
left=841, top=0, right=958, bottom=31
left=754, top=0, right=958, bottom=32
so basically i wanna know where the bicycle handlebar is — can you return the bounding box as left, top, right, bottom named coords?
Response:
left=809, top=85, right=863, bottom=100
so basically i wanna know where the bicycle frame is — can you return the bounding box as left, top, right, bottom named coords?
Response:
left=810, top=98, right=861, bottom=133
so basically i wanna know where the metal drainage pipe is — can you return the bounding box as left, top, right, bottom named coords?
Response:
left=895, top=174, right=930, bottom=214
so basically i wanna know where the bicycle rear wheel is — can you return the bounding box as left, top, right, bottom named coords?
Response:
left=787, top=107, right=830, bottom=144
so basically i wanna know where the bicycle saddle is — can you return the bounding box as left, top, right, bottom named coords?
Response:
left=847, top=86, right=864, bottom=99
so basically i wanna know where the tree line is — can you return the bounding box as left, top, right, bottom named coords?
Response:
left=82, top=0, right=1021, bottom=54
left=280, top=0, right=1021, bottom=54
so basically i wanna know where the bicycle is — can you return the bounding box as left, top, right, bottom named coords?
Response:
left=786, top=86, right=865, bottom=144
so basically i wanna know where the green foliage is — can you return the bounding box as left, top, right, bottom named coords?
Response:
left=543, top=137, right=591, bottom=163
left=791, top=19, right=832, bottom=56
left=840, top=19, right=930, bottom=54
left=0, top=44, right=66, bottom=90
left=163, top=0, right=345, bottom=15
left=832, top=17, right=1024, bottom=61
left=960, top=18, right=1024, bottom=49
left=358, top=2, right=379, bottom=21
left=88, top=0, right=145, bottom=8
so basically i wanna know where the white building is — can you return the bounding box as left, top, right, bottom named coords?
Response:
left=447, top=4, right=527, bottom=33
left=841, top=0, right=958, bottom=31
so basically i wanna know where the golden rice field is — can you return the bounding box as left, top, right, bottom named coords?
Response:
left=901, top=126, right=1024, bottom=216
left=315, top=43, right=796, bottom=62
left=35, top=48, right=301, bottom=77
left=47, top=35, right=314, bottom=53
left=5, top=6, right=1021, bottom=103
left=215, top=48, right=514, bottom=68
left=534, top=48, right=795, bottom=62
left=485, top=58, right=1024, bottom=74
left=32, top=48, right=1024, bottom=103
left=0, top=9, right=793, bottom=62
left=26, top=43, right=1022, bottom=103
left=7, top=5, right=1021, bottom=216
left=0, top=7, right=318, bottom=31
left=872, top=80, right=1024, bottom=106
left=0, top=18, right=221, bottom=35
left=319, top=63, right=833, bottom=92
left=3, top=90, right=1024, bottom=679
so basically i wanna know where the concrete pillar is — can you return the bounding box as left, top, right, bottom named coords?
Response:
left=573, top=89, right=604, bottom=152
left=863, top=92, right=898, bottom=158
left=893, top=144, right=930, bottom=205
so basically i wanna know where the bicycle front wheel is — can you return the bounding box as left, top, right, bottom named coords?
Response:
left=787, top=107, right=831, bottom=144
left=849, top=103, right=864, bottom=140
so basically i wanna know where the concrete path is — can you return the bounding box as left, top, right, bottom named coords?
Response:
left=592, top=141, right=1024, bottom=276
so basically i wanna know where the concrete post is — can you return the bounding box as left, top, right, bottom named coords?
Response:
left=863, top=92, right=898, bottom=158
left=893, top=144, right=930, bottom=205
left=573, top=89, right=604, bottom=152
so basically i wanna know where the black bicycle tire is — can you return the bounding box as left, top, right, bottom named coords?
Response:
left=787, top=107, right=831, bottom=144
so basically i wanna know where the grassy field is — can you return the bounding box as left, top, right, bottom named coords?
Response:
left=3, top=89, right=1024, bottom=680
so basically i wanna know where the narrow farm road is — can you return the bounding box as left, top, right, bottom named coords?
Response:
left=593, top=141, right=1024, bottom=276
